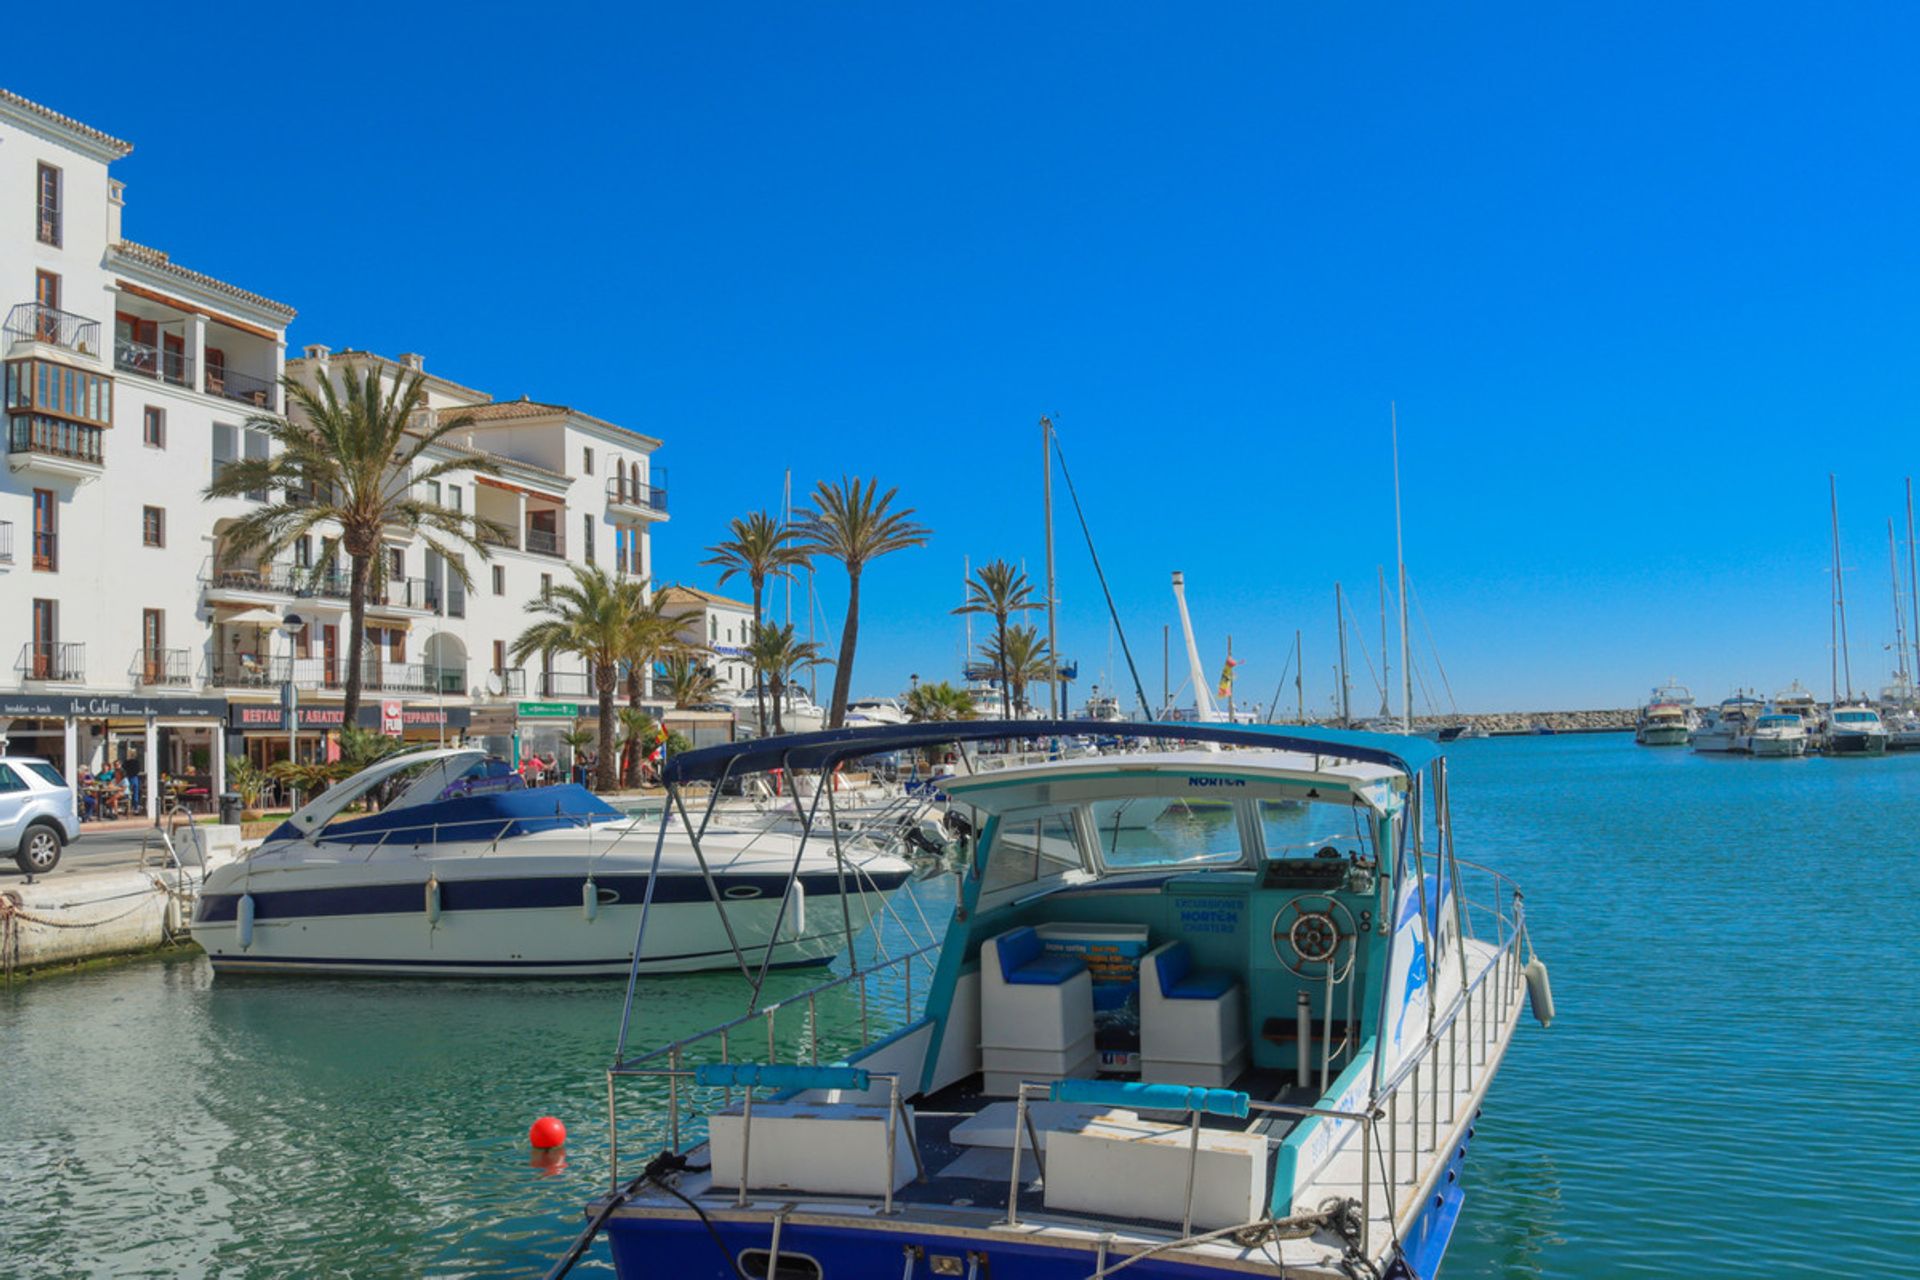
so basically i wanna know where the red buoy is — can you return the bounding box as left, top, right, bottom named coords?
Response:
left=529, top=1116, right=567, bottom=1150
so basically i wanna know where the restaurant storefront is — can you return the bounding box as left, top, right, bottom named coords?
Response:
left=0, top=692, right=229, bottom=821
left=226, top=699, right=473, bottom=770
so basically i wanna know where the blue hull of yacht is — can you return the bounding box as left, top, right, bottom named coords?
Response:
left=604, top=1156, right=1471, bottom=1280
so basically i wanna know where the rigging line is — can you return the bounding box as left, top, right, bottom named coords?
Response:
left=1343, top=599, right=1386, bottom=702
left=1052, top=431, right=1156, bottom=721
left=1264, top=634, right=1299, bottom=723
left=1406, top=575, right=1461, bottom=717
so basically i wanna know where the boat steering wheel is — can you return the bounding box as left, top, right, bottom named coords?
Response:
left=1272, top=894, right=1357, bottom=981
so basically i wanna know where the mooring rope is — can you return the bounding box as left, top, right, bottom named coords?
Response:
left=1, top=875, right=182, bottom=980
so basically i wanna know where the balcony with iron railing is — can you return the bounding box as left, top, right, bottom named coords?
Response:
left=524, top=526, right=567, bottom=559
left=206, top=363, right=277, bottom=411
left=114, top=336, right=193, bottom=387
left=5, top=302, right=102, bottom=359
left=135, top=648, right=193, bottom=687
left=605, top=468, right=669, bottom=518
left=488, top=667, right=528, bottom=698
left=540, top=670, right=594, bottom=698
left=9, top=416, right=104, bottom=474
left=21, top=641, right=84, bottom=682
left=203, top=561, right=353, bottom=601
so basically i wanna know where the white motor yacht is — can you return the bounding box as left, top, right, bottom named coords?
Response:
left=1743, top=711, right=1809, bottom=757
left=1823, top=704, right=1890, bottom=757
left=190, top=749, right=911, bottom=977
left=1634, top=681, right=1696, bottom=746
left=1690, top=694, right=1763, bottom=753
left=845, top=695, right=910, bottom=726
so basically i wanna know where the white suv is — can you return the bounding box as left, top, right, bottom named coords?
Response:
left=0, top=758, right=82, bottom=874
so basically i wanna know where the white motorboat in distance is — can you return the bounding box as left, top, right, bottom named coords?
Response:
left=1635, top=681, right=1695, bottom=746
left=191, top=749, right=912, bottom=977
left=1823, top=704, right=1890, bottom=757
left=1743, top=711, right=1809, bottom=758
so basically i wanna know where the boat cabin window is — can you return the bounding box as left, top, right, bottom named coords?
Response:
left=1833, top=710, right=1877, bottom=724
left=979, top=807, right=1087, bottom=898
left=1095, top=795, right=1247, bottom=870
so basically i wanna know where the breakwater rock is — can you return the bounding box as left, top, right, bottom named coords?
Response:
left=1416, top=709, right=1637, bottom=736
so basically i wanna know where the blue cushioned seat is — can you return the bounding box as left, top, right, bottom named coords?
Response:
left=996, top=926, right=1088, bottom=986
left=1154, top=941, right=1236, bottom=1000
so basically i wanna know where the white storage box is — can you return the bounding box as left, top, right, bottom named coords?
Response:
left=708, top=1101, right=916, bottom=1196
left=1043, top=1116, right=1268, bottom=1231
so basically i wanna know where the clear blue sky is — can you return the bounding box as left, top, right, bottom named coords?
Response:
left=18, top=4, right=1920, bottom=711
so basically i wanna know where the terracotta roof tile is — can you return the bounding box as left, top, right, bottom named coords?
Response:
left=108, top=240, right=296, bottom=319
left=0, top=88, right=133, bottom=157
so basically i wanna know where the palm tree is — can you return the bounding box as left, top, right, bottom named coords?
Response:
left=986, top=623, right=1056, bottom=715
left=618, top=583, right=695, bottom=787
left=745, top=623, right=831, bottom=735
left=561, top=727, right=596, bottom=785
left=662, top=654, right=719, bottom=708
left=953, top=558, right=1040, bottom=719
left=616, top=706, right=658, bottom=782
left=704, top=511, right=810, bottom=736
left=203, top=366, right=505, bottom=725
left=509, top=565, right=628, bottom=791
left=797, top=477, right=930, bottom=727
left=904, top=680, right=976, bottom=723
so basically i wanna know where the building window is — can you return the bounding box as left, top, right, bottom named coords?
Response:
left=142, top=506, right=165, bottom=547
left=583, top=514, right=595, bottom=565
left=540, top=572, right=552, bottom=600
left=582, top=447, right=594, bottom=475
left=709, top=615, right=717, bottom=642
left=31, top=598, right=58, bottom=678
left=492, top=564, right=505, bottom=596
left=449, top=485, right=462, bottom=513
left=143, top=405, right=165, bottom=448
left=294, top=535, right=312, bottom=568
left=493, top=640, right=507, bottom=673
left=388, top=547, right=405, bottom=580
left=36, top=164, right=62, bottom=247
left=424, top=479, right=442, bottom=506
left=141, top=610, right=165, bottom=681
left=32, top=488, right=55, bottom=571
left=243, top=426, right=269, bottom=501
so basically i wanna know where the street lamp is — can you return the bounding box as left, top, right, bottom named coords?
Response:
left=279, top=611, right=305, bottom=809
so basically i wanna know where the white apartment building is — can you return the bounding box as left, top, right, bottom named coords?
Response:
left=0, top=88, right=667, bottom=812
left=656, top=585, right=757, bottom=695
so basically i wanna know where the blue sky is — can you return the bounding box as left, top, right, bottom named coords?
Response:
left=18, top=3, right=1920, bottom=711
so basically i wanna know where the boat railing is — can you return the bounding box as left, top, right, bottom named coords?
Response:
left=605, top=936, right=942, bottom=1184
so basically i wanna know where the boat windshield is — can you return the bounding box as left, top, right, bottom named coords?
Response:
left=1834, top=711, right=1879, bottom=724
left=1756, top=715, right=1798, bottom=728
left=1091, top=795, right=1365, bottom=871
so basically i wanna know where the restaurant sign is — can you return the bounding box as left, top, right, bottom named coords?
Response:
left=229, top=703, right=471, bottom=731
left=0, top=693, right=228, bottom=720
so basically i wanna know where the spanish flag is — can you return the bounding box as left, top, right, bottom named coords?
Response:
left=1217, top=656, right=1241, bottom=699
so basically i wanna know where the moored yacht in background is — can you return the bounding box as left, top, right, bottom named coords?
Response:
left=1634, top=681, right=1696, bottom=746
left=1743, top=711, right=1810, bottom=757
left=1690, top=693, right=1764, bottom=753
left=1822, top=704, right=1890, bottom=757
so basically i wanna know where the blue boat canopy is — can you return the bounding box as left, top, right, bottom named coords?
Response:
left=661, top=719, right=1440, bottom=785
left=272, top=784, right=622, bottom=845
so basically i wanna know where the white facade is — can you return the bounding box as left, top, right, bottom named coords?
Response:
left=0, top=88, right=668, bottom=807
left=657, top=586, right=756, bottom=695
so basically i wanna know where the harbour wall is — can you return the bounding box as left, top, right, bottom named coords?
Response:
left=1417, top=709, right=1637, bottom=735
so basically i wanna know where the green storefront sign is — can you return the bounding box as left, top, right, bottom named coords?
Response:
left=516, top=702, right=582, bottom=719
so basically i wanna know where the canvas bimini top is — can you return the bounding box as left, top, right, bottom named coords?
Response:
left=661, top=719, right=1440, bottom=786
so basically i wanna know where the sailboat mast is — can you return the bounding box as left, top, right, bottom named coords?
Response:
left=783, top=469, right=793, bottom=628
left=1295, top=628, right=1304, bottom=723
left=1831, top=474, right=1854, bottom=702
left=1377, top=566, right=1391, bottom=719
left=1042, top=416, right=1060, bottom=717
left=1391, top=403, right=1413, bottom=734
left=1335, top=581, right=1352, bottom=728
left=1909, top=477, right=1920, bottom=694
left=1891, top=519, right=1910, bottom=691
left=962, top=554, right=972, bottom=670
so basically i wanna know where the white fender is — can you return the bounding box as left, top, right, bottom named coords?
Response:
left=785, top=880, right=806, bottom=940
left=1525, top=957, right=1555, bottom=1028
left=237, top=892, right=255, bottom=950
left=582, top=875, right=599, bottom=923
left=425, top=875, right=442, bottom=925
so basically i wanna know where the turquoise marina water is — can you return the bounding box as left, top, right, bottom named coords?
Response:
left=3, top=733, right=1917, bottom=1277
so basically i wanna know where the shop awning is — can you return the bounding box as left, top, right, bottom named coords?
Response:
left=217, top=606, right=286, bottom=625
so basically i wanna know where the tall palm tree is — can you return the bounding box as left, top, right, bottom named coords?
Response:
left=618, top=582, right=695, bottom=787
left=703, top=511, right=810, bottom=736
left=953, top=558, right=1040, bottom=719
left=509, top=565, right=627, bottom=791
left=903, top=680, right=976, bottom=723
left=986, top=623, right=1056, bottom=715
left=798, top=477, right=930, bottom=727
left=745, top=624, right=831, bottom=735
left=203, top=367, right=505, bottom=724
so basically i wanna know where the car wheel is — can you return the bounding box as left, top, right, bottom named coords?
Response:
left=15, top=822, right=62, bottom=875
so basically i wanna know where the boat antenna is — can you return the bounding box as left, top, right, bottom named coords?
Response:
left=1050, top=429, right=1155, bottom=719
left=1042, top=416, right=1060, bottom=717
left=1171, top=571, right=1218, bottom=721
left=1391, top=402, right=1413, bottom=733
left=1335, top=581, right=1352, bottom=727
left=1831, top=474, right=1854, bottom=702
left=1296, top=628, right=1304, bottom=723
